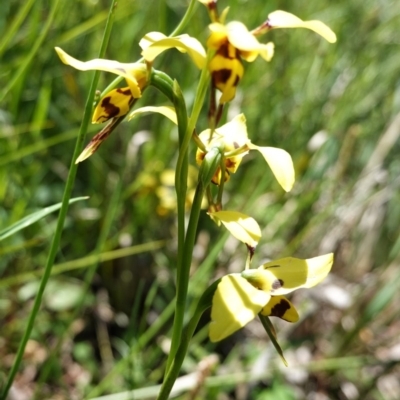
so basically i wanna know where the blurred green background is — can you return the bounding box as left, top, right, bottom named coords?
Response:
left=1, top=0, right=400, bottom=398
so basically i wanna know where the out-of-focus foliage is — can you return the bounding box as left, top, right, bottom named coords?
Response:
left=1, top=0, right=400, bottom=398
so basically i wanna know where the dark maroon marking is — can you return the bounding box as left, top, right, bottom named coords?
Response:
left=208, top=0, right=217, bottom=11
left=100, top=96, right=120, bottom=118
left=225, top=159, right=236, bottom=169
left=213, top=69, right=232, bottom=85
left=264, top=264, right=279, bottom=269
left=116, top=88, right=132, bottom=96
left=217, top=43, right=232, bottom=59
left=270, top=299, right=290, bottom=318
left=116, top=88, right=134, bottom=105
left=272, top=279, right=283, bottom=290
left=246, top=244, right=256, bottom=261
left=234, top=74, right=241, bottom=86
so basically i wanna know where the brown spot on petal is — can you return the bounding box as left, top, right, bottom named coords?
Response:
left=270, top=298, right=290, bottom=318
left=264, top=264, right=279, bottom=269
left=246, top=244, right=256, bottom=261
left=225, top=158, right=236, bottom=170
left=233, top=141, right=240, bottom=149
left=100, top=96, right=120, bottom=119
left=116, top=88, right=132, bottom=96
left=272, top=279, right=283, bottom=290
left=217, top=42, right=232, bottom=59
left=213, top=69, right=232, bottom=85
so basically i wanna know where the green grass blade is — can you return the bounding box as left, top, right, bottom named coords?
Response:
left=0, top=0, right=36, bottom=57
left=0, top=197, right=88, bottom=241
left=0, top=0, right=60, bottom=102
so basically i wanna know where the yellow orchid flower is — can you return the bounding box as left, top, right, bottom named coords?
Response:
left=209, top=253, right=333, bottom=342
left=207, top=10, right=336, bottom=103
left=196, top=114, right=295, bottom=192
left=55, top=47, right=148, bottom=162
left=139, top=32, right=206, bottom=69
left=55, top=47, right=147, bottom=123
left=207, top=22, right=274, bottom=104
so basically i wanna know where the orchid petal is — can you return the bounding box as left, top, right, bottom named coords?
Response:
left=248, top=143, right=295, bottom=192
left=210, top=274, right=271, bottom=342
left=207, top=23, right=229, bottom=49
left=210, top=211, right=261, bottom=247
left=55, top=47, right=146, bottom=98
left=128, top=106, right=177, bottom=124
left=140, top=32, right=206, bottom=69
left=256, top=254, right=334, bottom=295
left=267, top=10, right=337, bottom=43
left=226, top=21, right=263, bottom=52
left=92, top=87, right=133, bottom=124
left=216, top=113, right=249, bottom=145
left=261, top=295, right=299, bottom=322
left=75, top=118, right=121, bottom=163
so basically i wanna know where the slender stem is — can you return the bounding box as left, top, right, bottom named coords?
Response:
left=164, top=182, right=205, bottom=374
left=149, top=70, right=188, bottom=270
left=0, top=1, right=118, bottom=398
left=165, top=146, right=221, bottom=375
left=174, top=52, right=211, bottom=201
left=163, top=57, right=212, bottom=375
left=157, top=280, right=220, bottom=400
left=192, top=131, right=206, bottom=151
left=217, top=156, right=226, bottom=205
left=169, top=0, right=198, bottom=37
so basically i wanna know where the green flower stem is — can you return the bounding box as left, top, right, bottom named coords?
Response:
left=165, top=148, right=221, bottom=375
left=149, top=70, right=188, bottom=268
left=149, top=70, right=192, bottom=376
left=0, top=2, right=118, bottom=399
left=164, top=181, right=205, bottom=374
left=217, top=156, right=226, bottom=205
left=157, top=279, right=220, bottom=400
left=169, top=0, right=198, bottom=37
left=192, top=131, right=207, bottom=151
left=176, top=53, right=211, bottom=179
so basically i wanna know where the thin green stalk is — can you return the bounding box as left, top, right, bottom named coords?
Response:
left=175, top=52, right=211, bottom=189
left=0, top=1, right=118, bottom=398
left=165, top=183, right=205, bottom=374
left=169, top=0, right=198, bottom=37
left=157, top=280, right=219, bottom=400
left=165, top=147, right=221, bottom=375
left=217, top=156, right=226, bottom=205
left=149, top=70, right=188, bottom=266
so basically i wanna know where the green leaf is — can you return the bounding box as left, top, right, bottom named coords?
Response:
left=0, top=196, right=88, bottom=241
